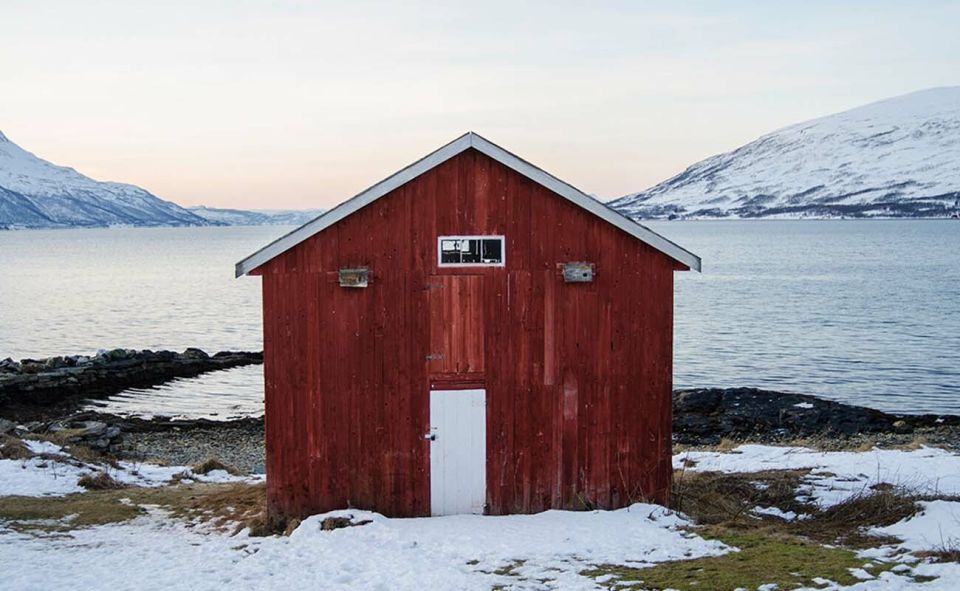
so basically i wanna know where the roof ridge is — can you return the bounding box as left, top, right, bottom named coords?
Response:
left=236, top=133, right=700, bottom=276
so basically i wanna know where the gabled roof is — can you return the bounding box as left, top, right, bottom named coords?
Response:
left=236, top=132, right=701, bottom=276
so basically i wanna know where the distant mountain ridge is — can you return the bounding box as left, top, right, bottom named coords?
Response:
left=188, top=205, right=326, bottom=226
left=0, top=132, right=322, bottom=229
left=0, top=131, right=215, bottom=229
left=611, top=87, right=960, bottom=219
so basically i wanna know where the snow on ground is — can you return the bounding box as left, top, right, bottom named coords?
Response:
left=752, top=505, right=801, bottom=521
left=0, top=439, right=259, bottom=497
left=676, top=444, right=960, bottom=506
left=796, top=563, right=960, bottom=591
left=872, top=500, right=960, bottom=553
left=0, top=505, right=727, bottom=591
left=4, top=443, right=960, bottom=590
left=23, top=439, right=69, bottom=456
left=0, top=455, right=88, bottom=496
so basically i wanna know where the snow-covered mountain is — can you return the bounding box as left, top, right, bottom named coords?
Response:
left=612, top=87, right=960, bottom=219
left=0, top=131, right=214, bottom=229
left=188, top=206, right=326, bottom=226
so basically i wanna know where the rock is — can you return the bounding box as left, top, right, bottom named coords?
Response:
left=673, top=387, right=902, bottom=444
left=104, top=349, right=130, bottom=361
left=0, top=358, right=20, bottom=374
left=0, top=348, right=263, bottom=421
left=69, top=420, right=123, bottom=452
left=182, top=348, right=210, bottom=360
left=320, top=515, right=372, bottom=531
left=44, top=356, right=66, bottom=370
left=892, top=420, right=914, bottom=434
left=77, top=421, right=108, bottom=437
left=0, top=418, right=15, bottom=434
left=20, top=361, right=43, bottom=374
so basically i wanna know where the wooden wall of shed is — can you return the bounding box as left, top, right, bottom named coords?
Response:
left=255, top=148, right=680, bottom=518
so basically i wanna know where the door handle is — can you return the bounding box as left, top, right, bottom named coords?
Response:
left=424, top=433, right=437, bottom=441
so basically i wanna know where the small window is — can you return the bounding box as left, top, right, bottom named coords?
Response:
left=438, top=235, right=505, bottom=267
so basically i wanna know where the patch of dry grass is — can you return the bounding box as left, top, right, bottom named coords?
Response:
left=584, top=530, right=896, bottom=591
left=0, top=482, right=267, bottom=535
left=0, top=435, right=33, bottom=460
left=794, top=487, right=921, bottom=547
left=0, top=491, right=144, bottom=532
left=31, top=428, right=87, bottom=447
left=66, top=444, right=120, bottom=468
left=616, top=469, right=934, bottom=590
left=918, top=540, right=960, bottom=564
left=672, top=467, right=927, bottom=552
left=170, top=482, right=266, bottom=530
left=714, top=437, right=740, bottom=452
left=77, top=471, right=128, bottom=491
left=671, top=469, right=813, bottom=525
left=901, top=435, right=929, bottom=451
left=191, top=457, right=242, bottom=476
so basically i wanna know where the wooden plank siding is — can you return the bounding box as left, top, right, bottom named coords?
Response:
left=254, top=148, right=683, bottom=518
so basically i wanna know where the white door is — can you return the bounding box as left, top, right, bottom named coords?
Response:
left=428, top=389, right=487, bottom=516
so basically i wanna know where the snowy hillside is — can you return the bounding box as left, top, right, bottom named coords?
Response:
left=188, top=206, right=326, bottom=226
left=612, top=87, right=960, bottom=219
left=0, top=131, right=213, bottom=229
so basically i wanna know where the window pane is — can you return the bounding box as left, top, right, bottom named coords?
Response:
left=440, top=240, right=462, bottom=264
left=460, top=239, right=481, bottom=263
left=481, top=239, right=502, bottom=263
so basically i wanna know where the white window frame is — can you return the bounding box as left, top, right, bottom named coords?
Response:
left=437, top=235, right=506, bottom=268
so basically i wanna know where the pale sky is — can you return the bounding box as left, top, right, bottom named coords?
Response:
left=3, top=1, right=959, bottom=209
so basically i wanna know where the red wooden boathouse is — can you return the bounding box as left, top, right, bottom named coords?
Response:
left=237, top=132, right=700, bottom=519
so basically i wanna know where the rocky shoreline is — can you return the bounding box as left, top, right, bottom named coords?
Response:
left=3, top=383, right=959, bottom=473
left=2, top=350, right=959, bottom=472
left=0, top=348, right=262, bottom=421
left=673, top=387, right=960, bottom=444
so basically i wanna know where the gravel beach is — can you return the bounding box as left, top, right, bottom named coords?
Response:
left=113, top=418, right=960, bottom=477
left=119, top=421, right=265, bottom=473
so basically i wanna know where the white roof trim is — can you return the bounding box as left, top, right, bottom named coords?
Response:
left=236, top=132, right=701, bottom=276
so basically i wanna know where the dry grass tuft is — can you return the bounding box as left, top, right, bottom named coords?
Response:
left=795, top=487, right=922, bottom=547
left=245, top=510, right=286, bottom=537
left=283, top=517, right=302, bottom=536
left=168, top=482, right=268, bottom=534
left=67, top=444, right=120, bottom=468
left=901, top=435, right=929, bottom=451
left=34, top=428, right=87, bottom=447
left=715, top=438, right=740, bottom=452
left=918, top=541, right=960, bottom=564
left=191, top=457, right=242, bottom=476
left=671, top=469, right=812, bottom=525
left=0, top=435, right=33, bottom=460
left=77, top=471, right=128, bottom=490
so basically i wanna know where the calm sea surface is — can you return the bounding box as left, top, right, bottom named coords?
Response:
left=0, top=221, right=957, bottom=417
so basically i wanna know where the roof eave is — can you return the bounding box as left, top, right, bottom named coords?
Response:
left=234, top=133, right=473, bottom=277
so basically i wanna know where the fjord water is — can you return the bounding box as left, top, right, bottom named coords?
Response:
left=0, top=221, right=957, bottom=417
